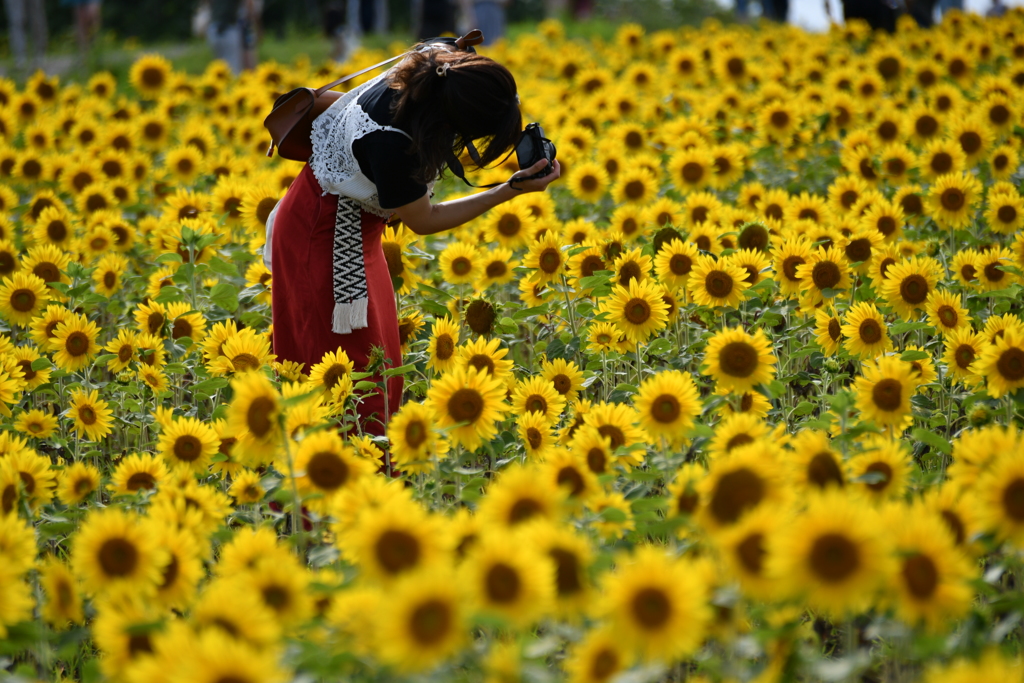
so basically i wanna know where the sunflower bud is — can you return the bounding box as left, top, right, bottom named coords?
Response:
left=968, top=405, right=991, bottom=427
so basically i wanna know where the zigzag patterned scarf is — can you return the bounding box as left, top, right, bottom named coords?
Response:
left=330, top=196, right=369, bottom=334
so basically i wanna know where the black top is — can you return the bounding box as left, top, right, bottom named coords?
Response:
left=351, top=78, right=429, bottom=210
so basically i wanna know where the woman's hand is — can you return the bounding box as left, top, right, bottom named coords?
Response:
left=509, top=159, right=561, bottom=194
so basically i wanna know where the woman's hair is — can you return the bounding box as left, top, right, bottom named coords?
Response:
left=388, top=46, right=522, bottom=183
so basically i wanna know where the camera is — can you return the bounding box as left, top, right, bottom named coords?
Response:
left=515, top=123, right=557, bottom=180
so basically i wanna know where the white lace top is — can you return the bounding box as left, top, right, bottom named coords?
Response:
left=309, top=71, right=414, bottom=218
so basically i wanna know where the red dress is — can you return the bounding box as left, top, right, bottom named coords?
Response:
left=271, top=164, right=403, bottom=435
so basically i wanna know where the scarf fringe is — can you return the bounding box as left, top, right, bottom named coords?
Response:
left=331, top=297, right=369, bottom=334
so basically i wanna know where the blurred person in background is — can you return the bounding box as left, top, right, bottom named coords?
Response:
left=4, top=0, right=48, bottom=74
left=413, top=0, right=456, bottom=39
left=63, top=0, right=98, bottom=56
left=323, top=0, right=348, bottom=61
left=987, top=0, right=1007, bottom=16
left=543, top=0, right=593, bottom=19
left=204, top=0, right=259, bottom=73
left=458, top=0, right=509, bottom=44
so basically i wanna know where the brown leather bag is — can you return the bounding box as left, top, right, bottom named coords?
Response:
left=264, top=30, right=484, bottom=162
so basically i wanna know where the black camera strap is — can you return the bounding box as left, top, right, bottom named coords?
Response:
left=445, top=140, right=520, bottom=190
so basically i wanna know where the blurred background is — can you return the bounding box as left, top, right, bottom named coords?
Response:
left=0, top=0, right=1018, bottom=81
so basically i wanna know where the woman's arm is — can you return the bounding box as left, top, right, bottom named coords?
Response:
left=394, top=158, right=561, bottom=236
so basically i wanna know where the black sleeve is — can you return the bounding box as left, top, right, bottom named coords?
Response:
left=352, top=130, right=429, bottom=210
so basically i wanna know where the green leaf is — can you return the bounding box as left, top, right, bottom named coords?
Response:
left=598, top=507, right=628, bottom=523
left=382, top=363, right=417, bottom=378
left=794, top=401, right=816, bottom=416
left=354, top=381, right=378, bottom=391
left=417, top=282, right=453, bottom=300
left=890, top=321, right=932, bottom=334
left=512, top=304, right=549, bottom=320
left=94, top=353, right=117, bottom=365
left=208, top=256, right=240, bottom=277
left=153, top=286, right=185, bottom=304
left=900, top=349, right=930, bottom=362
left=155, top=252, right=183, bottom=265
left=209, top=283, right=239, bottom=313
left=30, top=357, right=52, bottom=371
left=191, top=377, right=228, bottom=395
left=912, top=428, right=951, bottom=455
left=646, top=338, right=673, bottom=356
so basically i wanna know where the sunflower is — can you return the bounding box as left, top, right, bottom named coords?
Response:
left=612, top=167, right=658, bottom=205
left=770, top=237, right=813, bottom=297
left=975, top=326, right=1024, bottom=399
left=14, top=408, right=58, bottom=439
left=425, top=366, right=507, bottom=452
left=568, top=425, right=614, bottom=476
left=166, top=301, right=208, bottom=345
left=786, top=429, right=848, bottom=492
left=847, top=436, right=911, bottom=500
left=478, top=246, right=518, bottom=291
left=600, top=278, right=669, bottom=344
left=456, top=335, right=514, bottom=382
left=157, top=417, right=219, bottom=473
left=974, top=247, right=1019, bottom=292
left=510, top=376, right=567, bottom=426
left=566, top=160, right=610, bottom=203
left=630, top=370, right=700, bottom=447
left=38, top=557, right=84, bottom=628
left=0, top=272, right=49, bottom=327
left=0, top=568, right=33, bottom=638
left=925, top=289, right=970, bottom=337
left=1, top=449, right=55, bottom=511
left=426, top=317, right=459, bottom=374
left=374, top=567, right=466, bottom=672
left=294, top=431, right=372, bottom=512
left=878, top=144, right=916, bottom=183
left=941, top=327, right=986, bottom=387
left=388, top=401, right=447, bottom=473
left=129, top=54, right=173, bottom=98
left=219, top=328, right=275, bottom=375
left=714, top=504, right=789, bottom=602
left=108, top=453, right=169, bottom=496
left=986, top=191, right=1024, bottom=236
left=68, top=388, right=114, bottom=442
left=227, top=468, right=265, bottom=505
left=460, top=529, right=553, bottom=629
left=484, top=202, right=534, bottom=249
left=795, top=245, right=852, bottom=306
left=841, top=302, right=892, bottom=359
left=989, top=144, right=1019, bottom=181
left=438, top=241, right=481, bottom=285
left=582, top=401, right=647, bottom=465
left=702, top=329, right=776, bottom=398
left=599, top=546, right=709, bottom=662
left=919, top=138, right=966, bottom=180
left=860, top=199, right=905, bottom=244
left=877, top=255, right=940, bottom=321
left=687, top=254, right=750, bottom=309
left=479, top=463, right=567, bottom=529
left=308, top=347, right=353, bottom=397
left=523, top=232, right=565, bottom=284
left=853, top=355, right=916, bottom=430
left=239, top=185, right=281, bottom=233
left=699, top=442, right=786, bottom=530
left=927, top=172, right=980, bottom=230
left=72, top=508, right=167, bottom=597
left=769, top=490, right=891, bottom=615
left=652, top=239, right=698, bottom=291
left=56, top=461, right=101, bottom=506
left=811, top=307, right=843, bottom=356
left=948, top=115, right=992, bottom=165
left=226, top=372, right=282, bottom=464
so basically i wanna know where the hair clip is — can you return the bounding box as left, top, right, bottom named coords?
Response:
left=436, top=63, right=451, bottom=77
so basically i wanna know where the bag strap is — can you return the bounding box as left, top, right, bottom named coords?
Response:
left=313, top=29, right=484, bottom=98
left=446, top=140, right=521, bottom=190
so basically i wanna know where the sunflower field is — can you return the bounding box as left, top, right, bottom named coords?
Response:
left=2, top=8, right=1024, bottom=683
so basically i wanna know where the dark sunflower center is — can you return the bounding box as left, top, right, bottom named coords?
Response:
left=709, top=467, right=764, bottom=524
left=811, top=261, right=841, bottom=290
left=845, top=238, right=872, bottom=263
left=828, top=318, right=841, bottom=341
left=382, top=243, right=403, bottom=278
left=900, top=274, right=929, bottom=304
left=409, top=599, right=452, bottom=645
left=940, top=188, right=965, bottom=211
left=434, top=334, right=454, bottom=361
left=624, top=297, right=651, bottom=325
left=66, top=331, right=90, bottom=357
left=902, top=553, right=938, bottom=599
left=11, top=289, right=36, bottom=312
left=597, top=425, right=625, bottom=449
left=485, top=562, right=521, bottom=603
left=98, top=538, right=139, bottom=577
left=998, top=205, right=1018, bottom=224
left=809, top=533, right=859, bottom=582
left=681, top=162, right=704, bottom=183
left=859, top=318, right=882, bottom=344
left=556, top=467, right=585, bottom=497
left=954, top=344, right=975, bottom=369
left=376, top=529, right=420, bottom=574
left=651, top=394, right=681, bottom=423
left=705, top=270, right=734, bottom=298
left=308, top=451, right=348, bottom=490
left=871, top=378, right=903, bottom=412
left=405, top=420, right=427, bottom=448
left=246, top=396, right=276, bottom=438
left=624, top=180, right=645, bottom=200
left=173, top=435, right=203, bottom=462
left=255, top=197, right=277, bottom=226
left=997, top=348, right=1024, bottom=382
left=719, top=341, right=758, bottom=378
left=231, top=353, right=261, bottom=372
left=126, top=472, right=156, bottom=491
left=631, top=587, right=671, bottom=629
left=807, top=452, right=845, bottom=488
left=448, top=388, right=483, bottom=423
left=937, top=305, right=958, bottom=327
left=451, top=256, right=472, bottom=276
left=586, top=448, right=607, bottom=474
left=737, top=532, right=766, bottom=574
left=864, top=461, right=892, bottom=492
left=509, top=497, right=543, bottom=523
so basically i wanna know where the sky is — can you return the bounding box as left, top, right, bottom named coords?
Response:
left=715, top=0, right=1020, bottom=31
